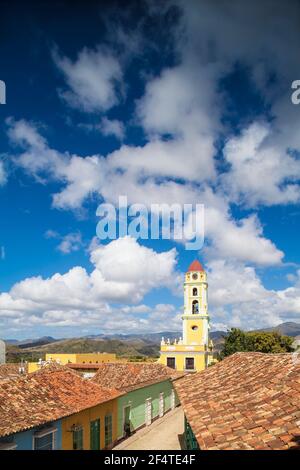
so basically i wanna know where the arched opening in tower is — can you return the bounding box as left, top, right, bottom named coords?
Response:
left=192, top=300, right=199, bottom=314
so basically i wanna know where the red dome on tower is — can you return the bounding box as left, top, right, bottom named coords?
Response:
left=187, top=260, right=204, bottom=272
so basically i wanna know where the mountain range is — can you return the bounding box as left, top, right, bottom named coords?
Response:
left=4, top=322, right=300, bottom=362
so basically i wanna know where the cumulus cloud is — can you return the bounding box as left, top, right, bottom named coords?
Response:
left=7, top=118, right=104, bottom=209
left=204, top=209, right=283, bottom=265
left=53, top=46, right=123, bottom=112
left=99, top=117, right=125, bottom=140
left=170, top=0, right=300, bottom=207
left=0, top=237, right=180, bottom=332
left=90, top=236, right=178, bottom=288
left=208, top=260, right=300, bottom=330
left=1, top=245, right=298, bottom=334
left=7, top=118, right=284, bottom=266
left=222, top=123, right=300, bottom=206
left=45, top=230, right=84, bottom=254
left=3, top=0, right=300, bottom=336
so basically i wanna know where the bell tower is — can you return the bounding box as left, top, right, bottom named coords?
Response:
left=183, top=260, right=209, bottom=347
left=158, top=260, right=212, bottom=372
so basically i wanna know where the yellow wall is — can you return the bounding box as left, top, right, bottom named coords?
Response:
left=158, top=352, right=207, bottom=372
left=28, top=362, right=41, bottom=373
left=28, top=353, right=117, bottom=373
left=184, top=317, right=204, bottom=345
left=61, top=399, right=119, bottom=450
left=45, top=353, right=117, bottom=364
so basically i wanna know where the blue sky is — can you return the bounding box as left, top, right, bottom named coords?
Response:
left=0, top=0, right=300, bottom=339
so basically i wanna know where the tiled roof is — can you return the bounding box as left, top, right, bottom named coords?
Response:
left=0, top=363, right=27, bottom=380
left=91, top=362, right=184, bottom=392
left=0, top=363, right=123, bottom=437
left=187, top=260, right=204, bottom=272
left=174, top=352, right=300, bottom=450
left=66, top=363, right=104, bottom=370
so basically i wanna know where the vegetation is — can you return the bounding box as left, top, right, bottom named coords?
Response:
left=221, top=328, right=293, bottom=358
left=6, top=324, right=297, bottom=363
left=6, top=338, right=160, bottom=363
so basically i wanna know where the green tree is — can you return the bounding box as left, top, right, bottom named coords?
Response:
left=220, top=328, right=249, bottom=358
left=221, top=328, right=293, bottom=358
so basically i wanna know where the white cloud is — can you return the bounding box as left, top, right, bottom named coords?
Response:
left=204, top=208, right=283, bottom=266
left=170, top=0, right=300, bottom=207
left=99, top=117, right=125, bottom=140
left=56, top=232, right=84, bottom=254
left=53, top=46, right=123, bottom=112
left=7, top=119, right=104, bottom=209
left=1, top=247, right=299, bottom=334
left=0, top=237, right=180, bottom=332
left=90, top=236, right=178, bottom=288
left=137, top=63, right=219, bottom=138
left=7, top=119, right=284, bottom=266
left=222, top=123, right=300, bottom=206
left=78, top=118, right=125, bottom=140
left=5, top=2, right=300, bottom=340
left=45, top=230, right=85, bottom=255
left=208, top=260, right=300, bottom=330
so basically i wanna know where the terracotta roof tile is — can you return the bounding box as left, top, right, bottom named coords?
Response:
left=0, top=363, right=123, bottom=437
left=0, top=363, right=27, bottom=379
left=91, top=362, right=184, bottom=392
left=174, top=352, right=300, bottom=450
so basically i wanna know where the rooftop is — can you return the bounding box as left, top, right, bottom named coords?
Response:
left=0, top=363, right=123, bottom=437
left=91, top=362, right=184, bottom=392
left=0, top=363, right=27, bottom=380
left=174, top=352, right=300, bottom=450
left=66, top=362, right=105, bottom=370
left=187, top=260, right=204, bottom=272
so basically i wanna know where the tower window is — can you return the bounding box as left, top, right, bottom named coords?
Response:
left=192, top=288, right=198, bottom=296
left=192, top=300, right=199, bottom=314
left=191, top=325, right=198, bottom=331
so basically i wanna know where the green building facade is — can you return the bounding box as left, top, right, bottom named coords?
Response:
left=184, top=416, right=200, bottom=450
left=117, top=379, right=179, bottom=440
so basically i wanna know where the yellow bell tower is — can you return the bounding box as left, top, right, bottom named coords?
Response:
left=158, top=260, right=212, bottom=372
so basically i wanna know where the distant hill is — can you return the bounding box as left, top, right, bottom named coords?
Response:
left=5, top=322, right=300, bottom=362
left=210, top=331, right=226, bottom=340
left=5, top=337, right=162, bottom=363
left=254, top=322, right=300, bottom=337
left=18, top=336, right=58, bottom=349
left=84, top=331, right=182, bottom=343
left=5, top=336, right=57, bottom=347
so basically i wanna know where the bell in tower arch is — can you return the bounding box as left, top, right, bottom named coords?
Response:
left=192, top=300, right=199, bottom=314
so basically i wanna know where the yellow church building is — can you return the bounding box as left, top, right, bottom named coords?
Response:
left=159, top=260, right=213, bottom=372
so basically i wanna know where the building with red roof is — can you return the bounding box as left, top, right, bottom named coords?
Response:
left=174, top=352, right=300, bottom=450
left=0, top=364, right=123, bottom=450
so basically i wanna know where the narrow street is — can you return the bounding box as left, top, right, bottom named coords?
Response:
left=114, top=407, right=185, bottom=450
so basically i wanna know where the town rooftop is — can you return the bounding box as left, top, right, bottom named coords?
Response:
left=0, top=363, right=123, bottom=437
left=91, top=362, right=184, bottom=392
left=174, top=352, right=300, bottom=450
